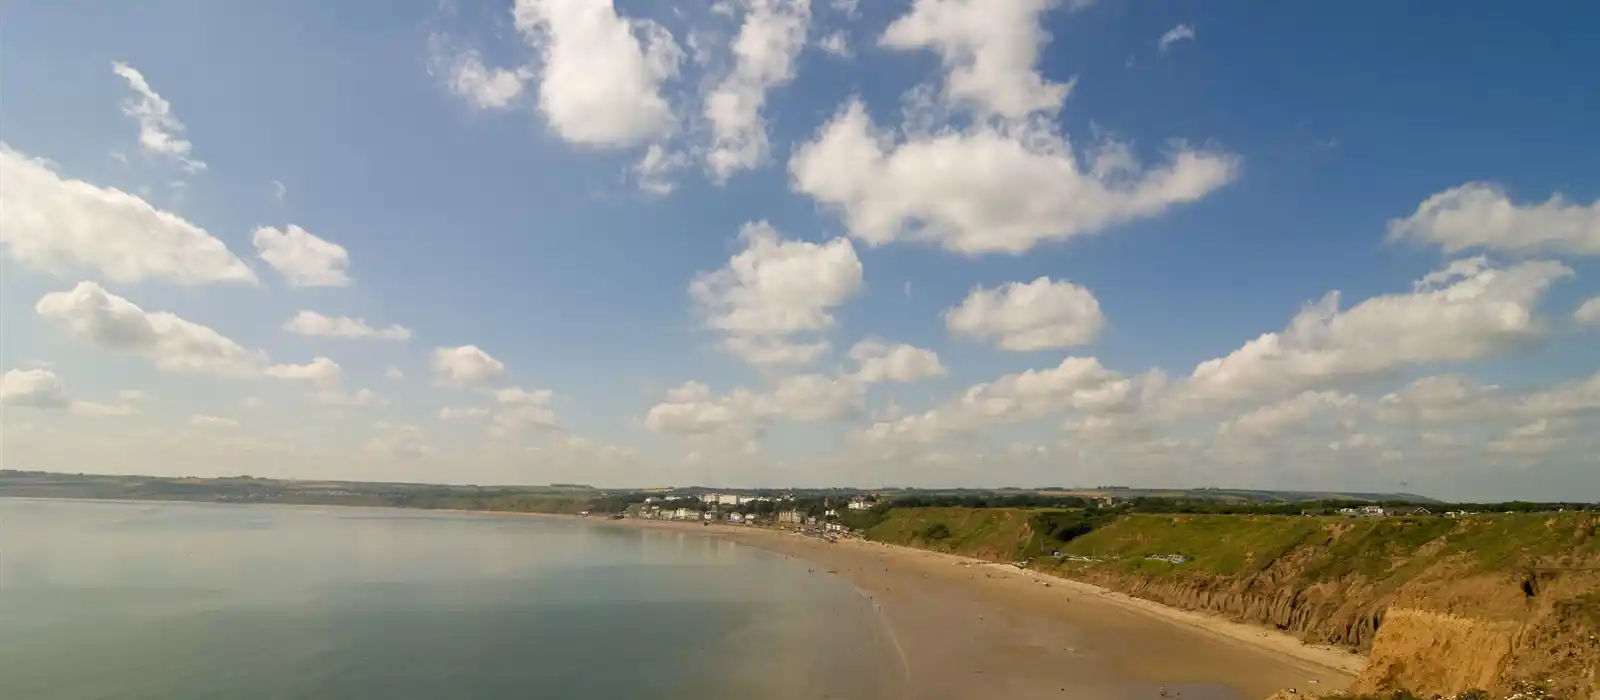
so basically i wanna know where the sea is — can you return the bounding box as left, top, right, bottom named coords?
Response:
left=0, top=498, right=900, bottom=700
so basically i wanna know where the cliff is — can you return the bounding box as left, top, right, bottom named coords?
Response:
left=866, top=509, right=1600, bottom=698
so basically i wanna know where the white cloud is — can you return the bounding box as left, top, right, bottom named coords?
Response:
left=1375, top=375, right=1505, bottom=425
left=633, top=143, right=691, bottom=196
left=385, top=365, right=405, bottom=380
left=1388, top=183, right=1600, bottom=256
left=945, top=276, right=1104, bottom=350
left=0, top=145, right=256, bottom=285
left=252, top=225, right=352, bottom=288
left=848, top=339, right=946, bottom=382
left=879, top=0, right=1073, bottom=119
left=644, top=372, right=864, bottom=444
left=860, top=356, right=1132, bottom=444
left=513, top=0, right=682, bottom=147
left=262, top=357, right=344, bottom=388
left=242, top=397, right=267, bottom=411
left=769, top=373, right=864, bottom=421
left=495, top=386, right=555, bottom=405
left=283, top=311, right=411, bottom=341
left=110, top=61, right=206, bottom=172
left=36, top=282, right=338, bottom=383
left=790, top=100, right=1239, bottom=254
left=1574, top=297, right=1600, bottom=326
left=690, top=221, right=863, bottom=368
left=429, top=39, right=530, bottom=110
left=37, top=281, right=266, bottom=378
left=818, top=31, right=851, bottom=58
left=703, top=0, right=811, bottom=181
left=1172, top=257, right=1572, bottom=407
left=432, top=345, right=507, bottom=388
left=310, top=388, right=383, bottom=408
left=1, top=368, right=71, bottom=409
left=1218, top=390, right=1355, bottom=438
left=270, top=180, right=287, bottom=202
left=1488, top=418, right=1567, bottom=456
left=188, top=414, right=240, bottom=429
left=439, top=406, right=491, bottom=422
left=2, top=368, right=143, bottom=417
left=1157, top=24, right=1194, bottom=52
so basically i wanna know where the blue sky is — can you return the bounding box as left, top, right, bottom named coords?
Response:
left=2, top=0, right=1597, bottom=501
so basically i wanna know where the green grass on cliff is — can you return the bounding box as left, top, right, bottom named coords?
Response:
left=871, top=509, right=1600, bottom=583
left=866, top=507, right=1112, bottom=561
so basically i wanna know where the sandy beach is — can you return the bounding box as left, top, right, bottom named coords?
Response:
left=604, top=518, right=1364, bottom=700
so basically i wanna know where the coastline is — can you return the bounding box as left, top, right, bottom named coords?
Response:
left=597, top=517, right=1365, bottom=699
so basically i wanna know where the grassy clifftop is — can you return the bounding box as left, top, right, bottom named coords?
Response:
left=866, top=508, right=1600, bottom=698
left=865, top=507, right=1107, bottom=561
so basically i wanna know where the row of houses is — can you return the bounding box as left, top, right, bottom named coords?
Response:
left=640, top=493, right=883, bottom=510
left=1324, top=505, right=1433, bottom=517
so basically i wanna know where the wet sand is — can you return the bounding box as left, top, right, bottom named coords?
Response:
left=608, top=519, right=1363, bottom=700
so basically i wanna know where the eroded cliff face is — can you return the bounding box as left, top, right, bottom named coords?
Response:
left=872, top=510, right=1600, bottom=698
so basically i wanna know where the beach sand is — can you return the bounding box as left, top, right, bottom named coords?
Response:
left=608, top=519, right=1363, bottom=700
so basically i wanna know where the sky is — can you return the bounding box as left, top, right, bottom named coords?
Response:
left=1, top=0, right=1597, bottom=501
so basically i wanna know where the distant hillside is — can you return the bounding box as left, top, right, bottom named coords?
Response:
left=867, top=508, right=1600, bottom=698
left=1032, top=487, right=1442, bottom=504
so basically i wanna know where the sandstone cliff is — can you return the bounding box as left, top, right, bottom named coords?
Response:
left=866, top=510, right=1600, bottom=698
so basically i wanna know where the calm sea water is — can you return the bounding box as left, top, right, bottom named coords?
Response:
left=0, top=499, right=899, bottom=700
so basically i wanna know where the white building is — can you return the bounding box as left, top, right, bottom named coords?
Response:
left=847, top=496, right=877, bottom=510
left=673, top=508, right=695, bottom=520
left=717, top=493, right=742, bottom=506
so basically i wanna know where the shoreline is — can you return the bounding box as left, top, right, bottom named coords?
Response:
left=599, top=517, right=1365, bottom=698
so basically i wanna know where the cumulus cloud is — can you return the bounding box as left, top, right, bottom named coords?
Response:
left=817, top=31, right=851, bottom=58
left=1217, top=390, right=1356, bottom=439
left=1574, top=296, right=1600, bottom=326
left=111, top=61, right=206, bottom=172
left=37, top=282, right=265, bottom=378
left=283, top=311, right=411, bottom=341
left=188, top=414, right=240, bottom=428
left=252, top=225, right=352, bottom=288
left=644, top=373, right=865, bottom=444
left=432, top=345, right=507, bottom=388
left=945, top=276, right=1104, bottom=350
left=848, top=339, right=946, bottom=383
left=690, top=221, right=863, bottom=368
left=790, top=100, right=1239, bottom=254
left=703, top=0, right=811, bottom=181
left=1388, top=183, right=1600, bottom=256
left=1171, top=257, right=1572, bottom=407
left=261, top=357, right=344, bottom=388
left=1157, top=24, right=1194, bottom=52
left=0, top=146, right=256, bottom=284
left=429, top=38, right=530, bottom=110
left=879, top=0, right=1073, bottom=119
left=860, top=356, right=1132, bottom=444
left=488, top=386, right=560, bottom=436
left=1, top=368, right=72, bottom=409
left=34, top=282, right=335, bottom=382
left=513, top=0, right=682, bottom=147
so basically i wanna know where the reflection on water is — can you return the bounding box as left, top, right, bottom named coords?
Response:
left=0, top=499, right=896, bottom=700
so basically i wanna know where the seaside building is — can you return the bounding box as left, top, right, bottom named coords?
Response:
left=776, top=510, right=804, bottom=525
left=847, top=496, right=877, bottom=510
